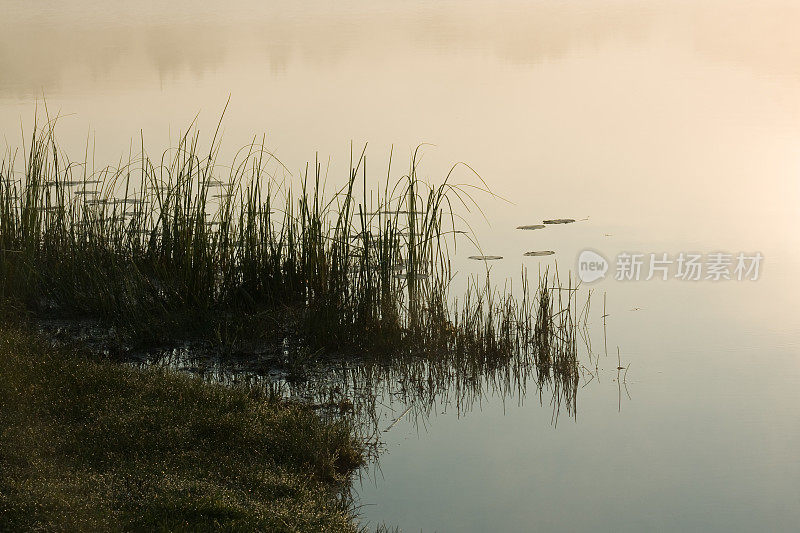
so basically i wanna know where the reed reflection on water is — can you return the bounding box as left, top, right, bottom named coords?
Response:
left=138, top=268, right=593, bottom=455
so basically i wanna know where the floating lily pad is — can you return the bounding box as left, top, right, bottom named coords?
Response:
left=113, top=198, right=144, bottom=205
left=516, top=224, right=546, bottom=230
left=468, top=255, right=503, bottom=260
left=524, top=250, right=555, bottom=257
left=543, top=218, right=575, bottom=224
left=375, top=210, right=411, bottom=216
left=45, top=180, right=102, bottom=187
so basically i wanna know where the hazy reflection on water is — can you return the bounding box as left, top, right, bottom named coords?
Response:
left=2, top=1, right=800, bottom=531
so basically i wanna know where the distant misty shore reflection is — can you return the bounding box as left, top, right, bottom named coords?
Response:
left=3, top=1, right=799, bottom=99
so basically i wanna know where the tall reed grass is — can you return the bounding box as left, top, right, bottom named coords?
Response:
left=0, top=116, right=580, bottom=405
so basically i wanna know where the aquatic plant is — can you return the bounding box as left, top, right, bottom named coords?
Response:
left=0, top=114, right=582, bottom=418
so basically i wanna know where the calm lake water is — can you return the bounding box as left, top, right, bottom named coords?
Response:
left=2, top=1, right=799, bottom=530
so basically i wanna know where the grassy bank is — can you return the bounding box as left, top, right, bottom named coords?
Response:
left=0, top=324, right=364, bottom=531
left=0, top=116, right=583, bottom=529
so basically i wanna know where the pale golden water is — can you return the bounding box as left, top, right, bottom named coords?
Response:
left=2, top=1, right=799, bottom=530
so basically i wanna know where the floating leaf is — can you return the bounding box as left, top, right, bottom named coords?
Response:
left=113, top=198, right=144, bottom=205
left=45, top=180, right=102, bottom=187
left=375, top=210, right=411, bottom=216
left=468, top=255, right=503, bottom=260
left=524, top=251, right=555, bottom=257
left=543, top=218, right=575, bottom=224
left=516, top=224, right=546, bottom=230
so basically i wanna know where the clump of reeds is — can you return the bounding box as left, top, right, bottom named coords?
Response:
left=0, top=116, right=582, bottom=415
left=256, top=267, right=581, bottom=436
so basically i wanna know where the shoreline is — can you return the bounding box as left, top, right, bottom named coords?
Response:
left=0, top=324, right=364, bottom=531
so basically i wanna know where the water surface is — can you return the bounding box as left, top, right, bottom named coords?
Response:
left=2, top=1, right=799, bottom=530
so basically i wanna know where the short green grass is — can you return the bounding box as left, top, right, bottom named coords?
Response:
left=0, top=324, right=364, bottom=532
